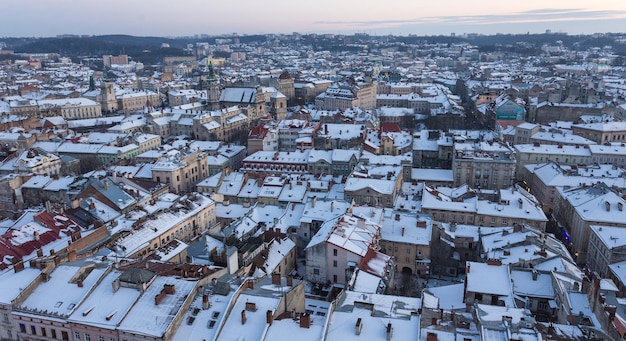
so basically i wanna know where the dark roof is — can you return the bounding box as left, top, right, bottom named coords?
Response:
left=118, top=267, right=155, bottom=285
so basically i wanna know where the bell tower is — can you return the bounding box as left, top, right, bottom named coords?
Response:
left=206, top=61, right=221, bottom=110
left=100, top=80, right=117, bottom=113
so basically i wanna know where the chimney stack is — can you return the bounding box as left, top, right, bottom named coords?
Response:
left=241, top=310, right=247, bottom=325
left=386, top=323, right=393, bottom=340
left=266, top=310, right=274, bottom=325
left=355, top=318, right=363, bottom=335
left=300, top=313, right=310, bottom=328
left=272, top=273, right=281, bottom=285
left=13, top=259, right=25, bottom=273
left=203, top=294, right=210, bottom=310
left=426, top=332, right=438, bottom=341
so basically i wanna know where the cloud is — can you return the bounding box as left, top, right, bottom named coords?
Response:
left=314, top=8, right=626, bottom=28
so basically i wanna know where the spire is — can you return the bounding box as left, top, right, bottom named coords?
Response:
left=208, top=61, right=217, bottom=83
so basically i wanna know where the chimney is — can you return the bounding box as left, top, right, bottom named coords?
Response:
left=13, top=259, right=25, bottom=273
left=619, top=202, right=624, bottom=212
left=197, top=293, right=208, bottom=311
left=36, top=249, right=43, bottom=257
left=89, top=201, right=96, bottom=210
left=241, top=310, right=247, bottom=325
left=77, top=280, right=83, bottom=287
left=355, top=318, right=363, bottom=335
left=286, top=275, right=293, bottom=286
left=532, top=269, right=538, bottom=281
left=466, top=263, right=471, bottom=273
left=155, top=291, right=166, bottom=305
left=245, top=302, right=257, bottom=311
left=33, top=231, right=40, bottom=241
left=112, top=279, right=120, bottom=293
left=164, top=284, right=175, bottom=295
left=606, top=201, right=611, bottom=212
left=386, top=323, right=393, bottom=340
left=68, top=250, right=77, bottom=262
left=272, top=273, right=281, bottom=285
left=312, top=196, right=317, bottom=208
left=426, top=332, right=438, bottom=341
left=518, top=198, right=523, bottom=209
left=247, top=280, right=254, bottom=289
left=103, top=180, right=109, bottom=190
left=401, top=227, right=405, bottom=236
left=487, top=259, right=502, bottom=266
left=50, top=249, right=55, bottom=256
left=266, top=310, right=274, bottom=325
left=300, top=313, right=310, bottom=328
left=513, top=224, right=522, bottom=232
left=395, top=214, right=400, bottom=221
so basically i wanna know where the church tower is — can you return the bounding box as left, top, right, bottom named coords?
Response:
left=100, top=80, right=118, bottom=113
left=205, top=61, right=221, bottom=111
left=270, top=91, right=288, bottom=121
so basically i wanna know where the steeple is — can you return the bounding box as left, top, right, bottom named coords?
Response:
left=205, top=61, right=220, bottom=110
left=208, top=61, right=217, bottom=84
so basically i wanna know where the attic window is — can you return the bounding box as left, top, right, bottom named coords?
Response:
left=54, top=301, right=63, bottom=308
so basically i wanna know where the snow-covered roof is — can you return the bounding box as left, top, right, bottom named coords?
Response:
left=118, top=275, right=196, bottom=337
left=68, top=269, right=141, bottom=329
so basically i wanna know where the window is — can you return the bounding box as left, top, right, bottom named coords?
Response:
left=62, top=331, right=69, bottom=341
left=31, top=325, right=36, bottom=335
left=2, top=313, right=7, bottom=322
left=75, top=331, right=81, bottom=341
left=333, top=260, right=337, bottom=267
left=51, top=329, right=57, bottom=339
left=99, top=337, right=105, bottom=341
left=85, top=334, right=91, bottom=341
left=333, top=248, right=337, bottom=256
left=41, top=327, right=47, bottom=337
left=313, top=268, right=319, bottom=275
left=333, top=275, right=337, bottom=283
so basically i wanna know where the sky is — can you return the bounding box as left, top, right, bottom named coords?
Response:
left=2, top=0, right=626, bottom=37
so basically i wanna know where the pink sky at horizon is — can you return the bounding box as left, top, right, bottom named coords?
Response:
left=1, top=1, right=625, bottom=37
